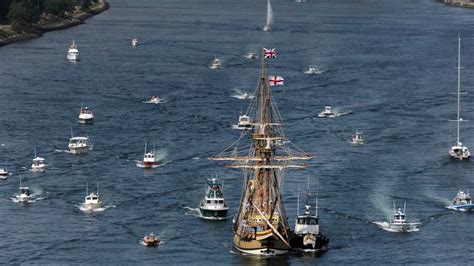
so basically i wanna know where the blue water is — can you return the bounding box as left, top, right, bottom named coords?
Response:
left=1, top=0, right=474, bottom=264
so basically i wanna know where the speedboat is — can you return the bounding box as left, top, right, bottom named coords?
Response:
left=318, top=106, right=336, bottom=118
left=0, top=167, right=9, bottom=179
left=67, top=40, right=80, bottom=61
left=81, top=184, right=102, bottom=211
left=31, top=149, right=46, bottom=172
left=210, top=57, right=222, bottom=69
left=143, top=232, right=160, bottom=246
left=350, top=130, right=364, bottom=145
left=232, top=114, right=254, bottom=130
left=290, top=191, right=329, bottom=252
left=68, top=136, right=91, bottom=154
left=131, top=38, right=139, bottom=47
left=386, top=202, right=420, bottom=232
left=447, top=190, right=474, bottom=211
left=199, top=177, right=229, bottom=220
left=245, top=52, right=258, bottom=59
left=78, top=105, right=94, bottom=124
left=304, top=65, right=322, bottom=75
left=16, top=178, right=31, bottom=203
left=141, top=142, right=159, bottom=169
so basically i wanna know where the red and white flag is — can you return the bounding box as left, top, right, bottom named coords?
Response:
left=268, top=76, right=284, bottom=86
left=264, top=48, right=277, bottom=59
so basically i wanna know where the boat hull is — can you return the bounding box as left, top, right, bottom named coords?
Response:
left=290, top=233, right=329, bottom=252
left=233, top=233, right=289, bottom=255
left=69, top=146, right=89, bottom=154
left=78, top=118, right=94, bottom=124
left=447, top=204, right=474, bottom=211
left=199, top=207, right=228, bottom=220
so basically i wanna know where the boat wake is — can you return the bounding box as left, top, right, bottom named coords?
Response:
left=373, top=221, right=420, bottom=232
left=231, top=88, right=255, bottom=100
left=77, top=204, right=116, bottom=213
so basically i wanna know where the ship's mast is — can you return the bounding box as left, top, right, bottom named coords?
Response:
left=456, top=35, right=462, bottom=145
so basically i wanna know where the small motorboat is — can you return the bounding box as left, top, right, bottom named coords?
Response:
left=68, top=136, right=91, bottom=154
left=350, top=130, right=364, bottom=145
left=232, top=92, right=255, bottom=100
left=67, top=40, right=80, bottom=61
left=145, top=96, right=161, bottom=104
left=143, top=232, right=160, bottom=246
left=318, top=106, right=336, bottom=118
left=31, top=148, right=46, bottom=172
left=199, top=177, right=229, bottom=220
left=131, top=38, right=139, bottom=47
left=304, top=65, right=322, bottom=75
left=447, top=190, right=474, bottom=212
left=16, top=178, right=31, bottom=203
left=140, top=142, right=159, bottom=169
left=232, top=114, right=254, bottom=130
left=386, top=202, right=420, bottom=232
left=0, top=167, right=9, bottom=179
left=210, top=57, right=222, bottom=69
left=78, top=105, right=94, bottom=124
left=81, top=183, right=102, bottom=211
left=245, top=52, right=258, bottom=59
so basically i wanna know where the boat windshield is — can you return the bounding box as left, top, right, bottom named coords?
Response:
left=20, top=188, right=30, bottom=196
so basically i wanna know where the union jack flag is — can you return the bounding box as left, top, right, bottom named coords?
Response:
left=264, top=48, right=277, bottom=59
left=268, top=76, right=284, bottom=86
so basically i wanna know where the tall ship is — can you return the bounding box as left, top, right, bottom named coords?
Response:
left=210, top=48, right=312, bottom=255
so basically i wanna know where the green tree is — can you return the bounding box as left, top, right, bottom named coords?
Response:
left=8, top=0, right=40, bottom=32
left=81, top=0, right=91, bottom=10
left=44, top=0, right=73, bottom=16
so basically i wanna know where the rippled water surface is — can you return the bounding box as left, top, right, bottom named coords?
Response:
left=1, top=0, right=474, bottom=264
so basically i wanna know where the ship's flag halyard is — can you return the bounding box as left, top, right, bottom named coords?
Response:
left=268, top=76, right=284, bottom=86
left=264, top=48, right=277, bottom=58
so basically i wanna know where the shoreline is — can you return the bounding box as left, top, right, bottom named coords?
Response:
left=436, top=0, right=474, bottom=9
left=0, top=0, right=109, bottom=47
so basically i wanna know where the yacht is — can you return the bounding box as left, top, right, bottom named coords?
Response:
left=199, top=177, right=229, bottom=220
left=232, top=114, right=254, bottom=130
left=16, top=178, right=31, bottom=203
left=245, top=52, right=258, bottom=59
left=304, top=65, right=322, bottom=75
left=318, top=106, right=336, bottom=118
left=67, top=40, right=80, bottom=61
left=0, top=167, right=9, bottom=179
left=81, top=183, right=102, bottom=211
left=290, top=191, right=329, bottom=252
left=143, top=232, right=160, bottom=246
left=350, top=130, right=364, bottom=145
left=386, top=202, right=420, bottom=232
left=131, top=38, right=139, bottom=47
left=449, top=36, right=470, bottom=160
left=447, top=190, right=474, bottom=212
left=78, top=105, right=94, bottom=124
left=31, top=149, right=46, bottom=172
left=141, top=142, right=159, bottom=168
left=210, top=57, right=222, bottom=69
left=68, top=136, right=91, bottom=154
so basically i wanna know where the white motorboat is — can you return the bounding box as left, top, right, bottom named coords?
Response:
left=16, top=178, right=31, bottom=203
left=245, top=52, right=258, bottom=59
left=386, top=202, right=420, bottom=232
left=232, top=114, right=254, bottom=130
left=304, top=65, right=322, bottom=75
left=210, top=57, right=222, bottom=69
left=0, top=167, right=9, bottom=179
left=140, top=142, right=159, bottom=169
left=262, top=0, right=274, bottom=32
left=31, top=148, right=46, bottom=172
left=296, top=0, right=306, bottom=2
left=78, top=105, right=94, bottom=124
left=449, top=36, right=470, bottom=160
left=199, top=177, right=229, bottom=220
left=67, top=40, right=80, bottom=61
left=447, top=190, right=474, bottom=212
left=350, top=130, right=364, bottom=145
left=81, top=183, right=102, bottom=211
left=131, top=38, right=139, bottom=47
left=145, top=96, right=161, bottom=104
left=318, top=106, right=336, bottom=118
left=143, top=232, right=160, bottom=246
left=232, top=92, right=255, bottom=100
left=68, top=136, right=91, bottom=154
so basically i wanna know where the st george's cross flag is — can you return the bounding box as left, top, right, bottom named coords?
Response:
left=268, top=76, right=284, bottom=86
left=264, top=48, right=277, bottom=59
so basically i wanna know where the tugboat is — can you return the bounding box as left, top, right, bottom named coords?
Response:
left=131, top=38, right=139, bottom=47
left=449, top=36, right=470, bottom=160
left=386, top=202, right=420, bottom=232
left=232, top=114, right=254, bottom=130
left=210, top=57, right=223, bottom=69
left=143, top=232, right=160, bottom=246
left=0, top=167, right=9, bottom=179
left=140, top=142, right=159, bottom=169
left=81, top=183, right=102, bottom=211
left=67, top=40, right=80, bottom=61
left=16, top=177, right=31, bottom=203
left=31, top=148, right=46, bottom=172
left=290, top=190, right=329, bottom=252
left=199, top=177, right=229, bottom=220
left=447, top=190, right=474, bottom=212
left=318, top=106, right=336, bottom=118
left=78, top=105, right=94, bottom=124
left=68, top=135, right=91, bottom=154
left=304, top=65, right=322, bottom=75
left=350, top=130, right=364, bottom=145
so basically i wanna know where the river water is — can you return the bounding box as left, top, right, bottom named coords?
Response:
left=0, top=0, right=473, bottom=264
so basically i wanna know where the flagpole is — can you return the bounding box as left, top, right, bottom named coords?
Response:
left=260, top=47, right=265, bottom=134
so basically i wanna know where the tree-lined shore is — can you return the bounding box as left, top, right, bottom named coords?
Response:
left=0, top=0, right=109, bottom=47
left=438, top=0, right=474, bottom=8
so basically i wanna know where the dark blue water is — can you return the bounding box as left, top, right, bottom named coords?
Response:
left=1, top=0, right=474, bottom=264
